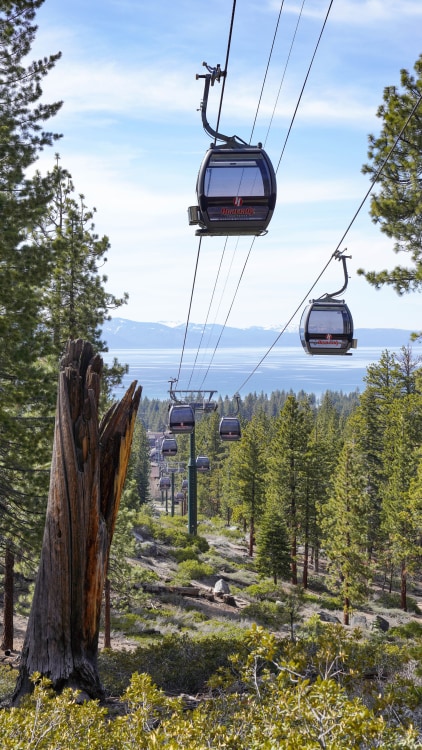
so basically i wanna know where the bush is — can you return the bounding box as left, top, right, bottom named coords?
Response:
left=245, top=581, right=286, bottom=601
left=375, top=591, right=421, bottom=614
left=241, top=600, right=287, bottom=629
left=171, top=560, right=214, bottom=585
left=171, top=547, right=199, bottom=563
left=0, top=664, right=16, bottom=703
left=99, top=632, right=244, bottom=694
left=389, top=620, right=422, bottom=639
left=304, top=591, right=341, bottom=611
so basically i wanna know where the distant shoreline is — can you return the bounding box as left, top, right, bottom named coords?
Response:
left=102, top=318, right=414, bottom=351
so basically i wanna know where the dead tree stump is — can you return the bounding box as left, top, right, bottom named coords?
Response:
left=13, top=340, right=141, bottom=702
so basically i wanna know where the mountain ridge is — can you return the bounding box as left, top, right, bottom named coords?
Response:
left=102, top=318, right=415, bottom=350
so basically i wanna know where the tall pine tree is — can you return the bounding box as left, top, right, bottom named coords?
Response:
left=321, top=441, right=371, bottom=625
left=266, top=395, right=313, bottom=585
left=0, top=0, right=62, bottom=647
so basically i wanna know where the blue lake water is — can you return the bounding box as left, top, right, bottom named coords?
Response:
left=104, top=346, right=391, bottom=401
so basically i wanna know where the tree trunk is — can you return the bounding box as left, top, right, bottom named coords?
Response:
left=291, top=532, right=297, bottom=586
left=400, top=559, right=407, bottom=612
left=343, top=595, right=350, bottom=626
left=104, top=578, right=111, bottom=649
left=13, top=340, right=141, bottom=702
left=302, top=539, right=309, bottom=589
left=314, top=545, right=319, bottom=574
left=248, top=516, right=254, bottom=557
left=1, top=546, right=14, bottom=652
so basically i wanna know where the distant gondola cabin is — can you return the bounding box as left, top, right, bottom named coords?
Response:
left=168, top=404, right=195, bottom=434
left=300, top=300, right=357, bottom=356
left=188, top=144, right=277, bottom=236
left=159, top=476, right=171, bottom=491
left=161, top=437, right=178, bottom=456
left=219, top=416, right=241, bottom=441
left=196, top=455, right=210, bottom=472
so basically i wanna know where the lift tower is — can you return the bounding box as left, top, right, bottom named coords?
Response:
left=168, top=381, right=217, bottom=535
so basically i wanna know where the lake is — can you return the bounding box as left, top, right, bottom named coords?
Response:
left=103, top=346, right=392, bottom=401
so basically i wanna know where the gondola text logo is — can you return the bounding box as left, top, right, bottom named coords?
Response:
left=221, top=201, right=254, bottom=216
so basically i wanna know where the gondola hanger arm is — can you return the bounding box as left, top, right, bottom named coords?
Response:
left=319, top=249, right=351, bottom=301
left=196, top=61, right=249, bottom=146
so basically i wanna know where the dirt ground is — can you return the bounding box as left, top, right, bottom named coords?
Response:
left=2, top=522, right=422, bottom=671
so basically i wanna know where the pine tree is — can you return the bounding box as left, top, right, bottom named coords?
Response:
left=256, top=500, right=290, bottom=584
left=266, top=395, right=313, bottom=585
left=0, top=0, right=62, bottom=646
left=194, top=411, right=227, bottom=518
left=358, top=55, right=422, bottom=298
left=350, top=349, right=413, bottom=561
left=321, top=441, right=372, bottom=625
left=30, top=158, right=128, bottom=399
left=305, top=394, right=342, bottom=583
left=228, top=412, right=268, bottom=556
left=380, top=394, right=422, bottom=611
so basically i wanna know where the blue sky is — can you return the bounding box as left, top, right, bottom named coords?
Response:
left=32, top=0, right=422, bottom=333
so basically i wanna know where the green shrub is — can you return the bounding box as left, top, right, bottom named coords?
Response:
left=389, top=620, right=422, bottom=639
left=99, top=632, right=244, bottom=694
left=245, top=580, right=286, bottom=601
left=304, top=591, right=341, bottom=611
left=306, top=575, right=330, bottom=593
left=171, top=560, right=214, bottom=585
left=171, top=546, right=199, bottom=563
left=375, top=591, right=421, bottom=613
left=0, top=664, right=16, bottom=703
left=241, top=600, right=287, bottom=628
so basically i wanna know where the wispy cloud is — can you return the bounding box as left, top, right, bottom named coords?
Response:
left=275, top=0, right=422, bottom=24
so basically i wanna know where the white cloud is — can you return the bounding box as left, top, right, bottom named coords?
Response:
left=275, top=0, right=422, bottom=24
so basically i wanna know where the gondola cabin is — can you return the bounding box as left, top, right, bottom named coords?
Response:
left=181, top=479, right=188, bottom=490
left=168, top=404, right=195, bottom=434
left=300, top=300, right=357, bottom=356
left=161, top=437, right=178, bottom=456
left=196, top=455, right=210, bottom=472
left=175, top=492, right=184, bottom=504
left=159, top=476, right=171, bottom=491
left=219, top=416, right=241, bottom=441
left=188, top=144, right=277, bottom=237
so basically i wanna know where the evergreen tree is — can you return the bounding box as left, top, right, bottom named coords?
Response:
left=266, top=395, right=313, bottom=585
left=194, top=411, right=226, bottom=518
left=305, top=393, right=342, bottom=582
left=30, top=158, right=128, bottom=400
left=256, top=500, right=290, bottom=584
left=321, top=441, right=372, bottom=625
left=0, top=0, right=62, bottom=436
left=228, top=412, right=268, bottom=556
left=0, top=0, right=62, bottom=644
left=350, top=349, right=413, bottom=561
left=358, top=55, right=422, bottom=297
left=380, top=394, right=422, bottom=610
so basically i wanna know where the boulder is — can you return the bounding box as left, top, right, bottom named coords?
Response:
left=317, top=611, right=341, bottom=624
left=351, top=614, right=368, bottom=629
left=372, top=615, right=390, bottom=633
left=214, top=579, right=230, bottom=595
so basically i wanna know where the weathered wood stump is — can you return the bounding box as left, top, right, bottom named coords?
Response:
left=13, top=340, right=141, bottom=702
